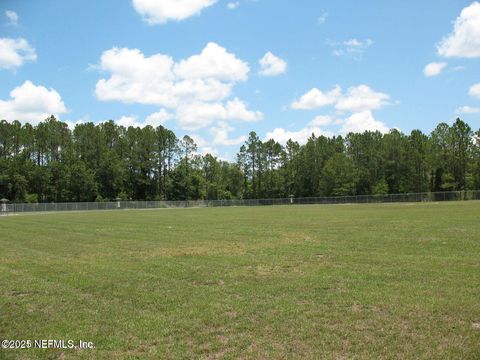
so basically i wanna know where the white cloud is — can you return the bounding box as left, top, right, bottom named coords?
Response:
left=176, top=98, right=262, bottom=130
left=190, top=134, right=207, bottom=148
left=0, top=38, right=37, bottom=70
left=265, top=126, right=334, bottom=145
left=174, top=42, right=249, bottom=82
left=266, top=106, right=393, bottom=145
left=437, top=2, right=480, bottom=58
left=335, top=85, right=389, bottom=112
left=456, top=105, right=480, bottom=114
left=132, top=0, right=217, bottom=24
left=109, top=110, right=174, bottom=129
left=340, top=110, right=389, bottom=135
left=0, top=81, right=67, bottom=124
left=469, top=83, right=480, bottom=98
left=116, top=116, right=143, bottom=128
left=210, top=122, right=247, bottom=145
left=200, top=146, right=219, bottom=156
left=330, top=38, right=373, bottom=59
left=145, top=109, right=173, bottom=126
left=66, top=113, right=173, bottom=131
left=258, top=51, right=287, bottom=76
left=423, top=62, right=447, bottom=77
left=292, top=84, right=389, bottom=113
left=227, top=2, right=239, bottom=10
left=189, top=134, right=219, bottom=156
left=309, top=115, right=335, bottom=126
left=264, top=109, right=392, bottom=145
left=5, top=10, right=18, bottom=26
left=175, top=102, right=225, bottom=130
left=265, top=115, right=338, bottom=145
left=95, top=43, right=260, bottom=131
left=291, top=86, right=341, bottom=109
left=63, top=119, right=86, bottom=130
left=95, top=47, right=177, bottom=107
left=95, top=43, right=247, bottom=107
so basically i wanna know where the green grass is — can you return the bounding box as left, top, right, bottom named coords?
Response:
left=1, top=202, right=480, bottom=359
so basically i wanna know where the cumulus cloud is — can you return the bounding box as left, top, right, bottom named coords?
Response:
left=0, top=81, right=67, bottom=124
left=96, top=47, right=178, bottom=107
left=289, top=85, right=391, bottom=141
left=264, top=116, right=338, bottom=145
left=264, top=110, right=390, bottom=145
left=340, top=110, right=389, bottom=135
left=0, top=38, right=37, bottom=70
left=100, top=110, right=174, bottom=129
left=437, top=2, right=480, bottom=58
left=132, top=0, right=217, bottom=24
left=174, top=42, right=248, bottom=82
left=278, top=84, right=393, bottom=143
left=335, top=85, right=390, bottom=112
left=190, top=134, right=207, bottom=148
left=210, top=122, right=247, bottom=145
left=116, top=116, right=143, bottom=128
left=63, top=119, right=86, bottom=130
left=267, top=97, right=393, bottom=145
left=5, top=10, right=19, bottom=26
left=265, top=126, right=334, bottom=145
left=469, top=83, right=480, bottom=98
left=95, top=42, right=261, bottom=131
left=95, top=43, right=248, bottom=106
left=423, top=62, right=447, bottom=77
left=456, top=105, right=480, bottom=114
left=292, top=84, right=389, bottom=112
left=188, top=134, right=219, bottom=156
left=176, top=98, right=262, bottom=130
left=265, top=127, right=324, bottom=145
left=309, top=115, right=335, bottom=126
left=291, top=86, right=341, bottom=110
left=145, top=109, right=174, bottom=126
left=258, top=51, right=287, bottom=76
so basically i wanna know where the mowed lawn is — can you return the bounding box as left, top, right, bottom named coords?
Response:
left=1, top=202, right=480, bottom=359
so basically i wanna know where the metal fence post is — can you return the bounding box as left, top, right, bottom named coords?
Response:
left=0, top=198, right=8, bottom=215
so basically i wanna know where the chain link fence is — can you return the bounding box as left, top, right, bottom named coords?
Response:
left=1, top=190, right=480, bottom=215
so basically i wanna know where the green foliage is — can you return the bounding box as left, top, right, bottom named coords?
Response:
left=440, top=172, right=457, bottom=191
left=0, top=116, right=479, bottom=202
left=117, top=191, right=129, bottom=201
left=25, top=193, right=38, bottom=203
left=319, top=153, right=356, bottom=196
left=372, top=179, right=389, bottom=195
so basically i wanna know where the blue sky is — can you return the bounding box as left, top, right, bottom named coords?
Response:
left=1, top=0, right=479, bottom=159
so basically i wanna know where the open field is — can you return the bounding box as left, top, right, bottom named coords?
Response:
left=1, top=202, right=480, bottom=359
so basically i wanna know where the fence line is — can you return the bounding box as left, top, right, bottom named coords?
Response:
left=1, top=190, right=480, bottom=215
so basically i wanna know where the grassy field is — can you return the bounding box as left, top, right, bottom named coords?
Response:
left=1, top=201, right=480, bottom=359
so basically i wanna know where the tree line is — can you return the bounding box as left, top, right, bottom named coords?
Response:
left=0, top=116, right=479, bottom=203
